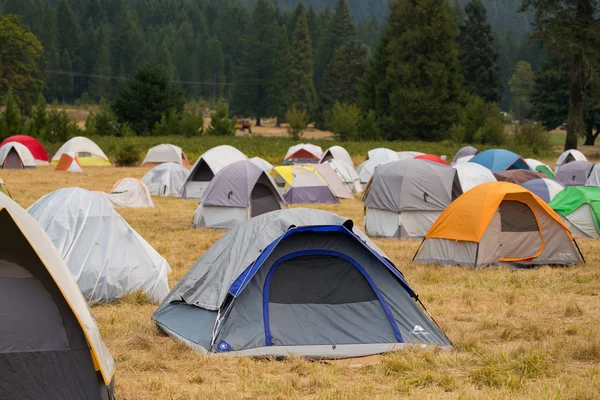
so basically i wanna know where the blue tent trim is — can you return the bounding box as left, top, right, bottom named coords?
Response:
left=228, top=225, right=416, bottom=298
left=470, top=149, right=529, bottom=172
left=261, top=249, right=404, bottom=345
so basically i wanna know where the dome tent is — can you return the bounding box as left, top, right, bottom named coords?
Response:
left=414, top=182, right=583, bottom=267
left=320, top=145, right=354, bottom=167
left=142, top=143, right=190, bottom=167
left=363, top=159, right=463, bottom=238
left=0, top=192, right=115, bottom=399
left=525, top=158, right=555, bottom=179
left=555, top=160, right=594, bottom=186
left=28, top=188, right=171, bottom=303
left=0, top=142, right=37, bottom=169
left=194, top=160, right=285, bottom=229
left=142, top=162, right=189, bottom=197
left=55, top=152, right=83, bottom=172
left=249, top=156, right=274, bottom=172
left=271, top=165, right=339, bottom=204
left=415, top=154, right=448, bottom=165
left=51, top=136, right=110, bottom=166
left=493, top=169, right=545, bottom=184
left=555, top=149, right=587, bottom=172
left=452, top=146, right=478, bottom=165
left=521, top=179, right=564, bottom=203
left=470, top=149, right=529, bottom=172
left=0, top=135, right=49, bottom=165
left=453, top=162, right=497, bottom=192
left=153, top=208, right=451, bottom=357
left=550, top=186, right=600, bottom=238
left=181, top=145, right=247, bottom=199
left=283, top=143, right=323, bottom=165
left=586, top=164, right=600, bottom=187
left=367, top=148, right=400, bottom=164
left=105, top=177, right=154, bottom=208
left=326, top=159, right=363, bottom=194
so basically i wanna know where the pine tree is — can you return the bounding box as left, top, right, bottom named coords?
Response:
left=288, top=5, right=317, bottom=117
left=204, top=37, right=226, bottom=103
left=0, top=89, right=23, bottom=140
left=509, top=61, right=535, bottom=121
left=229, top=0, right=275, bottom=125
left=363, top=0, right=464, bottom=140
left=88, top=39, right=111, bottom=101
left=458, top=0, right=501, bottom=103
left=267, top=27, right=291, bottom=126
left=58, top=49, right=74, bottom=102
left=32, top=94, right=48, bottom=137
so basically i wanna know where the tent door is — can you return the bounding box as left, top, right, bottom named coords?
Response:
left=497, top=200, right=543, bottom=261
left=250, top=182, right=280, bottom=218
left=3, top=148, right=23, bottom=169
left=263, top=251, right=402, bottom=347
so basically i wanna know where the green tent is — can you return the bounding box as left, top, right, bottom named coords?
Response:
left=549, top=186, right=600, bottom=238
left=534, top=165, right=555, bottom=179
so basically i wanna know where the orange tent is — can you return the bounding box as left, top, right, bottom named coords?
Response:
left=413, top=182, right=583, bottom=267
left=55, top=153, right=83, bottom=172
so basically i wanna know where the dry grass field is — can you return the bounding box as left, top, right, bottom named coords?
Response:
left=3, top=165, right=600, bottom=400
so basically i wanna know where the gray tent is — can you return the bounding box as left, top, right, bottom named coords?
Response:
left=555, top=160, right=594, bottom=186
left=153, top=208, right=451, bottom=358
left=194, top=160, right=285, bottom=229
left=364, top=159, right=462, bottom=238
left=452, top=146, right=478, bottom=165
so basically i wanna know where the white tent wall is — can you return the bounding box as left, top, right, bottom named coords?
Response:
left=193, top=205, right=248, bottom=229
left=562, top=205, right=599, bottom=238
left=365, top=209, right=442, bottom=238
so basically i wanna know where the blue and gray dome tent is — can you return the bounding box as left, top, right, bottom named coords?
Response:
left=470, top=149, right=529, bottom=173
left=153, top=209, right=451, bottom=358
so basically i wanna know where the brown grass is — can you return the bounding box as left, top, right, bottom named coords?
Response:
left=3, top=166, right=600, bottom=399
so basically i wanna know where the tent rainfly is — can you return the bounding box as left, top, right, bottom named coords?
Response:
left=524, top=158, right=555, bottom=179
left=452, top=146, right=478, bottom=165
left=414, top=154, right=448, bottom=165
left=283, top=143, right=323, bottom=165
left=363, top=159, right=463, bottom=238
left=320, top=145, right=354, bottom=167
left=0, top=192, right=115, bottom=399
left=555, top=161, right=594, bottom=186
left=0, top=135, right=49, bottom=165
left=0, top=142, right=37, bottom=169
left=470, top=149, right=529, bottom=172
left=271, top=165, right=339, bottom=204
left=555, top=149, right=587, bottom=173
left=194, top=160, right=284, bottom=229
left=105, top=178, right=154, bottom=208
left=142, top=143, right=190, bottom=167
left=308, top=163, right=353, bottom=199
left=521, top=179, right=564, bottom=203
left=181, top=145, right=247, bottom=199
left=550, top=186, right=600, bottom=238
left=493, top=169, right=545, bottom=184
left=397, top=151, right=425, bottom=161
left=413, top=182, right=583, bottom=267
left=51, top=136, right=111, bottom=166
left=153, top=208, right=451, bottom=357
left=55, top=152, right=83, bottom=172
left=367, top=148, right=400, bottom=164
left=28, top=188, right=171, bottom=303
left=453, top=162, right=497, bottom=192
left=142, top=162, right=189, bottom=197
left=325, top=159, right=363, bottom=194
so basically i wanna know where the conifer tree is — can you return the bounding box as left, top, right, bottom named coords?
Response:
left=0, top=89, right=23, bottom=140
left=509, top=61, right=535, bottom=121
left=58, top=49, right=74, bottom=102
left=363, top=0, right=464, bottom=140
left=288, top=5, right=317, bottom=117
left=31, top=94, right=48, bottom=137
left=266, top=27, right=291, bottom=126
left=88, top=40, right=111, bottom=101
left=458, top=0, right=501, bottom=103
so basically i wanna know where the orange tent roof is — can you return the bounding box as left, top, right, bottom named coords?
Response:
left=426, top=182, right=571, bottom=242
left=55, top=153, right=81, bottom=171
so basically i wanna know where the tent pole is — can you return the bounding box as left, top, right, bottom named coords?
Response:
left=412, top=238, right=425, bottom=262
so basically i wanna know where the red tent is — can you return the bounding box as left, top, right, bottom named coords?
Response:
left=0, top=135, right=49, bottom=164
left=414, top=154, right=448, bottom=165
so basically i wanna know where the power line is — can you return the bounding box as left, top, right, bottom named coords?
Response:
left=44, top=69, right=235, bottom=86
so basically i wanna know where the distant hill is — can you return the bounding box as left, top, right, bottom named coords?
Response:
left=251, top=0, right=532, bottom=37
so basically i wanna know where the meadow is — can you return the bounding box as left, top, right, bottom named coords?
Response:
left=3, top=141, right=600, bottom=399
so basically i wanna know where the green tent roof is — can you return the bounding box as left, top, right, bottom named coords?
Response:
left=550, top=186, right=600, bottom=230
left=535, top=165, right=555, bottom=179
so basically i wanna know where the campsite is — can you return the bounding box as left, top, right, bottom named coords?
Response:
left=1, top=138, right=600, bottom=399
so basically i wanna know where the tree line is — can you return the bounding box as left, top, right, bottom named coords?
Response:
left=1, top=0, right=599, bottom=148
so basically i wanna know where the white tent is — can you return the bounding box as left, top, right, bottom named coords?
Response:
left=28, top=188, right=171, bottom=304
left=320, top=145, right=354, bottom=167
left=142, top=143, right=189, bottom=166
left=181, top=145, right=247, bottom=199
left=0, top=191, right=115, bottom=394
left=325, top=159, right=362, bottom=194
left=368, top=148, right=400, bottom=164
left=51, top=136, right=111, bottom=166
left=284, top=143, right=323, bottom=163
left=453, top=155, right=474, bottom=165
left=453, top=162, right=497, bottom=192
left=0, top=142, right=37, bottom=169
left=142, top=162, right=189, bottom=196
left=105, top=178, right=154, bottom=208
left=555, top=149, right=587, bottom=172
left=397, top=151, right=424, bottom=161
left=586, top=164, right=600, bottom=187
left=249, top=156, right=274, bottom=172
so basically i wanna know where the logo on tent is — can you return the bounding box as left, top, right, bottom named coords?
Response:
left=216, top=339, right=233, bottom=352
left=411, top=325, right=429, bottom=336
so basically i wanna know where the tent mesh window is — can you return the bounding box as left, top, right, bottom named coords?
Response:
left=499, top=201, right=539, bottom=232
